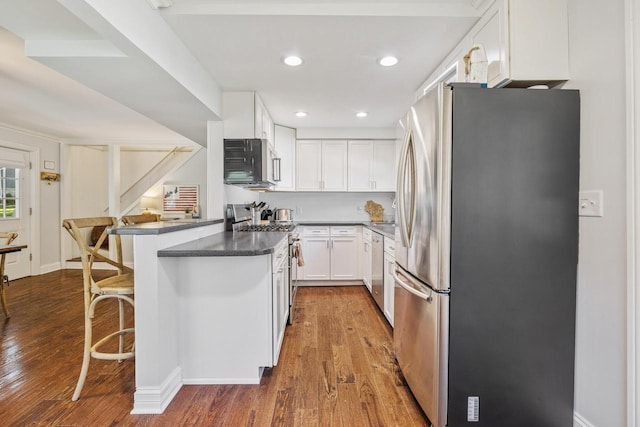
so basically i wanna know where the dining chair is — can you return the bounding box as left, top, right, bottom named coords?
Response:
left=0, top=232, right=18, bottom=318
left=121, top=213, right=161, bottom=225
left=62, top=217, right=134, bottom=401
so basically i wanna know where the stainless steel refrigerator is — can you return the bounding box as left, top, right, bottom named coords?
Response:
left=394, top=83, right=579, bottom=427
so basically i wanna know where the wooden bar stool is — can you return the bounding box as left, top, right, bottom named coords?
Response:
left=62, top=217, right=134, bottom=401
left=0, top=232, right=19, bottom=318
left=121, top=213, right=161, bottom=225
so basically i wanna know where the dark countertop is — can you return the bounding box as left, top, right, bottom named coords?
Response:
left=108, top=218, right=224, bottom=235
left=296, top=221, right=397, bottom=239
left=158, top=231, right=288, bottom=257
left=367, top=223, right=396, bottom=239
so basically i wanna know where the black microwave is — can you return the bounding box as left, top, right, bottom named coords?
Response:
left=223, top=139, right=281, bottom=189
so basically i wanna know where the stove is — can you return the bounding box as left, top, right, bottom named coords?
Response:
left=238, top=223, right=296, bottom=232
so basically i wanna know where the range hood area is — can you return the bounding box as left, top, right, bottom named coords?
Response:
left=223, top=139, right=280, bottom=190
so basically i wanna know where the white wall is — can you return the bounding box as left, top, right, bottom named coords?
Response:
left=0, top=126, right=60, bottom=272
left=121, top=150, right=167, bottom=193
left=564, top=1, right=627, bottom=426
left=258, top=191, right=395, bottom=222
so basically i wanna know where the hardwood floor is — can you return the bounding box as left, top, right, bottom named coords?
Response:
left=1, top=270, right=428, bottom=426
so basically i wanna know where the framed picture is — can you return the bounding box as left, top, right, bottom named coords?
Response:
left=162, top=184, right=199, bottom=213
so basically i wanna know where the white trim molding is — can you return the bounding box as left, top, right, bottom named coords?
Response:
left=626, top=1, right=639, bottom=426
left=574, top=411, right=597, bottom=427
left=131, top=366, right=182, bottom=415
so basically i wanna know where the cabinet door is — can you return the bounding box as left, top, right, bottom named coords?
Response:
left=296, top=141, right=323, bottom=191
left=372, top=140, right=397, bottom=191
left=272, top=258, right=289, bottom=364
left=302, top=237, right=331, bottom=280
left=348, top=141, right=373, bottom=191
left=322, top=140, right=348, bottom=191
left=274, top=125, right=296, bottom=191
left=383, top=252, right=395, bottom=327
left=254, top=94, right=265, bottom=140
left=330, top=237, right=358, bottom=280
left=362, top=239, right=372, bottom=292
left=222, top=91, right=256, bottom=139
left=469, top=1, right=507, bottom=87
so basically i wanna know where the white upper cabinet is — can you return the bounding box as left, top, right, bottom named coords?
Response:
left=348, top=140, right=396, bottom=191
left=274, top=125, right=296, bottom=191
left=417, top=0, right=569, bottom=94
left=296, top=140, right=348, bottom=191
left=321, top=141, right=348, bottom=191
left=223, top=91, right=275, bottom=147
left=296, top=140, right=323, bottom=191
left=470, top=0, right=569, bottom=88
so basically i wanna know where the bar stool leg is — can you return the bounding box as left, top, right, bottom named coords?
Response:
left=72, top=305, right=93, bottom=401
left=118, top=299, right=125, bottom=362
left=0, top=254, right=9, bottom=318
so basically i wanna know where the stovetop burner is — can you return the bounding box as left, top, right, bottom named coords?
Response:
left=238, top=223, right=296, bottom=232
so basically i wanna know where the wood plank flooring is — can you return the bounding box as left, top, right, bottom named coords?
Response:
left=1, top=270, right=429, bottom=426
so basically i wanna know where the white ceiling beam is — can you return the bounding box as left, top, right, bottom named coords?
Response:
left=58, top=0, right=222, bottom=113
left=162, top=2, right=482, bottom=17
left=25, top=39, right=125, bottom=58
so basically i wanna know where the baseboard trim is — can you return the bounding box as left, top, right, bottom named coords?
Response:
left=574, top=411, right=596, bottom=427
left=131, top=366, right=182, bottom=415
left=297, top=280, right=364, bottom=287
left=182, top=377, right=262, bottom=385
left=39, top=262, right=61, bottom=274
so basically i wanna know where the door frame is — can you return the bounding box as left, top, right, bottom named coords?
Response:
left=626, top=1, right=639, bottom=425
left=0, top=139, right=40, bottom=277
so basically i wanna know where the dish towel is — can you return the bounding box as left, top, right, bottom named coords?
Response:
left=293, top=242, right=304, bottom=267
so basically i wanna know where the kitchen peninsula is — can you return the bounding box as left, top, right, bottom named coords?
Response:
left=109, top=219, right=289, bottom=415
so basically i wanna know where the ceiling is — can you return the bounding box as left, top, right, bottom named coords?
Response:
left=0, top=0, right=485, bottom=144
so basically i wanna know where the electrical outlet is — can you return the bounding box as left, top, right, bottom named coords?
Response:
left=296, top=206, right=302, bottom=214
left=357, top=206, right=363, bottom=212
left=579, top=190, right=603, bottom=217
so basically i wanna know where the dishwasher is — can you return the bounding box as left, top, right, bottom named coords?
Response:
left=371, top=231, right=384, bottom=311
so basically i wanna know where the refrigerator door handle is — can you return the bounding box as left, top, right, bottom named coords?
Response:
left=407, top=135, right=418, bottom=247
left=393, top=269, right=432, bottom=302
left=398, top=131, right=412, bottom=248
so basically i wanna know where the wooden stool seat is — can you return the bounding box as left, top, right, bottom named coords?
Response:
left=121, top=213, right=161, bottom=225
left=63, top=217, right=135, bottom=401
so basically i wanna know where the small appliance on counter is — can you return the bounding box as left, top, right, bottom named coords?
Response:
left=273, top=208, right=294, bottom=222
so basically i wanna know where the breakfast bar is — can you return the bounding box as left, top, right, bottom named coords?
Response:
left=109, top=219, right=289, bottom=414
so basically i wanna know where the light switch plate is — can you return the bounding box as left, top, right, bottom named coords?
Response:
left=579, top=190, right=603, bottom=217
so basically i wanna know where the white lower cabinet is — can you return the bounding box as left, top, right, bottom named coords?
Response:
left=302, top=236, right=331, bottom=280
left=272, top=240, right=290, bottom=364
left=383, top=236, right=396, bottom=327
left=383, top=251, right=395, bottom=327
left=301, top=226, right=359, bottom=281
left=330, top=237, right=358, bottom=280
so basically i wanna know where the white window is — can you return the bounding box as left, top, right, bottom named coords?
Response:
left=0, top=167, right=20, bottom=219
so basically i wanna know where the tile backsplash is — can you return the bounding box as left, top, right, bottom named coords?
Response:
left=258, top=191, right=396, bottom=222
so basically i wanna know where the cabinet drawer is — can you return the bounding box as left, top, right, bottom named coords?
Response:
left=303, top=226, right=330, bottom=236
left=384, top=236, right=395, bottom=255
left=330, top=226, right=357, bottom=236
left=272, top=239, right=289, bottom=268
left=363, top=227, right=372, bottom=242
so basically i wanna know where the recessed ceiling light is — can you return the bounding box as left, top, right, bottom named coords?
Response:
left=295, top=111, right=307, bottom=117
left=284, top=56, right=303, bottom=67
left=356, top=112, right=368, bottom=118
left=378, top=56, right=398, bottom=67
